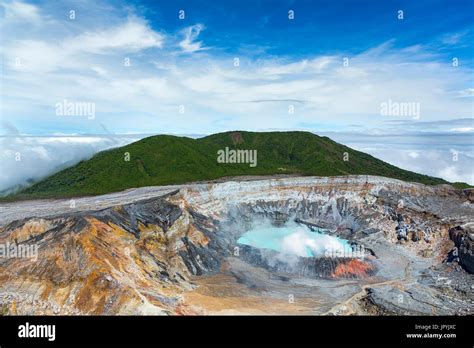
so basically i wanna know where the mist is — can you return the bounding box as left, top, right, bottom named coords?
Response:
left=0, top=135, right=138, bottom=195
left=237, top=218, right=351, bottom=268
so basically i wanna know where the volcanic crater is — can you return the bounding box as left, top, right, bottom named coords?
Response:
left=0, top=176, right=472, bottom=315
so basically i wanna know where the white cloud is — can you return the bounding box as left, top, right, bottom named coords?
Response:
left=441, top=31, right=468, bottom=45
left=259, top=57, right=333, bottom=75
left=451, top=127, right=474, bottom=132
left=331, top=134, right=474, bottom=185
left=457, top=88, right=474, bottom=98
left=6, top=39, right=66, bottom=72
left=4, top=17, right=163, bottom=72
left=178, top=24, right=208, bottom=53
left=3, top=12, right=472, bottom=129
left=1, top=0, right=41, bottom=23
left=0, top=136, right=138, bottom=194
left=65, top=18, right=164, bottom=54
left=91, top=66, right=108, bottom=77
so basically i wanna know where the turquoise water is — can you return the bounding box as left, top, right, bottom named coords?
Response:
left=237, top=224, right=351, bottom=257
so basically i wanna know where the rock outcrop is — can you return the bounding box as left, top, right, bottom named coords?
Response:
left=449, top=224, right=474, bottom=273
left=0, top=176, right=472, bottom=315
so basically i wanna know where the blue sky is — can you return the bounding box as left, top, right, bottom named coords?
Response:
left=0, top=0, right=473, bottom=189
left=135, top=0, right=474, bottom=58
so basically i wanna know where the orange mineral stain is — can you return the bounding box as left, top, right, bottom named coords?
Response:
left=332, top=259, right=373, bottom=278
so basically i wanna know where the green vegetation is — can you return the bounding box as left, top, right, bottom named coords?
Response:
left=451, top=182, right=473, bottom=190
left=9, top=131, right=461, bottom=200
